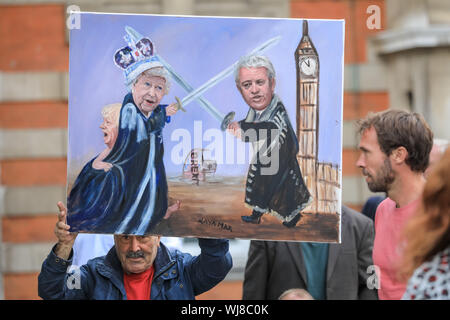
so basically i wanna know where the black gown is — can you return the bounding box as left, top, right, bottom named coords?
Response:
left=239, top=95, right=312, bottom=222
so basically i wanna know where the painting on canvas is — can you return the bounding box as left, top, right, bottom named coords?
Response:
left=66, top=12, right=344, bottom=242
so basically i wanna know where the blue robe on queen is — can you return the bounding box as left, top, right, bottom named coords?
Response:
left=67, top=93, right=168, bottom=235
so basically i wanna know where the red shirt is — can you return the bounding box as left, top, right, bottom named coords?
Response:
left=373, top=198, right=419, bottom=300
left=123, top=266, right=155, bottom=300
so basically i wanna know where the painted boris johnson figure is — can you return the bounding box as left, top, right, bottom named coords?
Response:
left=67, top=26, right=179, bottom=235
left=227, top=55, right=312, bottom=228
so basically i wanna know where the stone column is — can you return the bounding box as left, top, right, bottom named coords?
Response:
left=371, top=0, right=450, bottom=139
left=162, top=0, right=195, bottom=15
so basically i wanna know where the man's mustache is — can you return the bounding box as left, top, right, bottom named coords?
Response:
left=362, top=169, right=371, bottom=178
left=126, top=250, right=145, bottom=259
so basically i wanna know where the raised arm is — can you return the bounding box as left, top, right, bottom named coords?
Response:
left=54, top=202, right=78, bottom=259
left=38, top=202, right=91, bottom=300
left=185, top=238, right=233, bottom=296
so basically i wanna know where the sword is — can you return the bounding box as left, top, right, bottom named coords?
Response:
left=157, top=54, right=234, bottom=130
left=161, top=36, right=282, bottom=130
left=157, top=54, right=233, bottom=130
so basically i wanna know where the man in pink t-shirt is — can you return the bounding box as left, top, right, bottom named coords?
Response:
left=373, top=197, right=419, bottom=299
left=356, top=110, right=433, bottom=300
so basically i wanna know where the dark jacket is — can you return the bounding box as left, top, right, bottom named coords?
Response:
left=242, top=206, right=378, bottom=300
left=38, top=238, right=232, bottom=300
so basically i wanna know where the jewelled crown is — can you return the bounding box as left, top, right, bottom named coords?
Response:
left=114, top=26, right=163, bottom=89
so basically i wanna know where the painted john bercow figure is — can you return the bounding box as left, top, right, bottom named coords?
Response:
left=227, top=55, right=312, bottom=228
left=67, top=26, right=179, bottom=235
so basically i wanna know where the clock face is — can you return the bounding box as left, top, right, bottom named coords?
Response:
left=300, top=57, right=317, bottom=76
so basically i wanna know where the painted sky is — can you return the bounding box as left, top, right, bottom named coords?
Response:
left=68, top=13, right=344, bottom=180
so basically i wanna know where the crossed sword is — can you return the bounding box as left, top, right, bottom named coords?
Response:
left=157, top=36, right=281, bottom=131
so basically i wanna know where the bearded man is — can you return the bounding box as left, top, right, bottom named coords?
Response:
left=356, top=110, right=433, bottom=300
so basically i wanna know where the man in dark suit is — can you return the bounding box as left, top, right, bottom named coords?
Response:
left=242, top=206, right=377, bottom=300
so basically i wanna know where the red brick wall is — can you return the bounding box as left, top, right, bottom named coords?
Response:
left=0, top=4, right=69, bottom=71
left=0, top=101, right=68, bottom=129
left=4, top=273, right=40, bottom=300
left=0, top=4, right=69, bottom=300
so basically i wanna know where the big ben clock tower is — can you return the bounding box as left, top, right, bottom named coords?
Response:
left=295, top=20, right=319, bottom=213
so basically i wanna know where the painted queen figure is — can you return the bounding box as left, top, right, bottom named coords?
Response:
left=67, top=26, right=180, bottom=235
